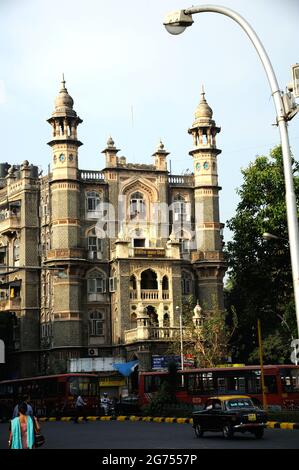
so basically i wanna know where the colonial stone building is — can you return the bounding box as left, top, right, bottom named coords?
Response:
left=0, top=79, right=226, bottom=378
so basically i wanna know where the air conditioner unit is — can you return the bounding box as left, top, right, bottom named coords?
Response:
left=88, top=348, right=99, bottom=357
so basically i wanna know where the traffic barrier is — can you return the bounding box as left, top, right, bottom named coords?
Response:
left=1, top=416, right=299, bottom=429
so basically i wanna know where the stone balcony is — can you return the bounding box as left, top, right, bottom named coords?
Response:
left=0, top=211, right=21, bottom=235
left=191, top=251, right=225, bottom=262
left=79, top=170, right=105, bottom=182
left=168, top=175, right=194, bottom=187
left=0, top=297, right=21, bottom=311
left=130, top=290, right=170, bottom=301
left=124, top=326, right=181, bottom=344
left=46, top=248, right=87, bottom=261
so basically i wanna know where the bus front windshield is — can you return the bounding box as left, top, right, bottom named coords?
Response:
left=68, top=377, right=98, bottom=397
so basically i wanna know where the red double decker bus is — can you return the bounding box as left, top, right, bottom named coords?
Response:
left=139, top=365, right=299, bottom=409
left=0, top=373, right=100, bottom=419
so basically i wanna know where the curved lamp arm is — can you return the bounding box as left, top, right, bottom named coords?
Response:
left=165, top=4, right=299, bottom=339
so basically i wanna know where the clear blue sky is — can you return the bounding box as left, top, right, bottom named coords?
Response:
left=0, top=0, right=298, bottom=241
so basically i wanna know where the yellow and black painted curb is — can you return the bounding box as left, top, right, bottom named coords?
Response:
left=37, top=416, right=193, bottom=424
left=1, top=416, right=299, bottom=429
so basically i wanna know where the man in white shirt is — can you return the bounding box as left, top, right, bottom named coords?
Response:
left=74, top=394, right=87, bottom=423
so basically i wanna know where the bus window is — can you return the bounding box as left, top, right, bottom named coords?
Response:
left=68, top=377, right=98, bottom=396
left=237, top=377, right=246, bottom=393
left=291, top=369, right=299, bottom=391
left=264, top=375, right=277, bottom=393
left=202, top=373, right=214, bottom=393
left=281, top=369, right=299, bottom=392
left=247, top=373, right=261, bottom=394
left=217, top=377, right=226, bottom=393
left=187, top=374, right=200, bottom=394
left=144, top=375, right=162, bottom=393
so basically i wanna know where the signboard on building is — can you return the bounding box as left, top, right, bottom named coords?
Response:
left=152, top=355, right=181, bottom=370
left=134, top=249, right=165, bottom=258
left=152, top=354, right=196, bottom=370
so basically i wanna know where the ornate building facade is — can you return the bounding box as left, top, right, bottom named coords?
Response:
left=0, top=80, right=226, bottom=378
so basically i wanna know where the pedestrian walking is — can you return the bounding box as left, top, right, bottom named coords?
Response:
left=74, top=394, right=87, bottom=423
left=12, top=395, right=33, bottom=419
left=8, top=402, right=37, bottom=449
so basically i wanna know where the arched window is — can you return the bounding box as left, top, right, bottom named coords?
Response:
left=162, top=275, right=169, bottom=291
left=87, top=227, right=103, bottom=260
left=87, top=271, right=106, bottom=301
left=173, top=194, right=186, bottom=221
left=130, top=192, right=146, bottom=220
left=86, top=191, right=101, bottom=214
left=89, top=310, right=104, bottom=336
left=141, top=269, right=158, bottom=290
left=181, top=271, right=192, bottom=295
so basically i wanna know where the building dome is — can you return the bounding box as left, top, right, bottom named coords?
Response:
left=195, top=88, right=213, bottom=120
left=55, top=79, right=73, bottom=109
left=53, top=76, right=76, bottom=117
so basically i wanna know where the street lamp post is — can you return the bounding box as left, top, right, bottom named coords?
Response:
left=176, top=305, right=184, bottom=374
left=164, top=4, right=299, bottom=340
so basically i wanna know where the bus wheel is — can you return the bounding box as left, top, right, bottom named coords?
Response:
left=223, top=425, right=234, bottom=439
left=194, top=424, right=204, bottom=438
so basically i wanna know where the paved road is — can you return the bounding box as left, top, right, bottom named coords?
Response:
left=1, top=421, right=299, bottom=449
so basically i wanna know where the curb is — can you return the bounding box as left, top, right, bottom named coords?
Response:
left=1, top=416, right=299, bottom=429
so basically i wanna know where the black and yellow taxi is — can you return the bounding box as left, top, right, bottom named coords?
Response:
left=192, top=395, right=267, bottom=439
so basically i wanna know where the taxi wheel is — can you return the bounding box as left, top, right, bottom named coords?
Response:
left=222, top=425, right=234, bottom=439
left=254, top=428, right=264, bottom=439
left=194, top=424, right=204, bottom=438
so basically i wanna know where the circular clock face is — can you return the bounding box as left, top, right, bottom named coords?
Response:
left=196, top=162, right=200, bottom=171
left=59, top=153, right=65, bottom=162
left=203, top=161, right=209, bottom=170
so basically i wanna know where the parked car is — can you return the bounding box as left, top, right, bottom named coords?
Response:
left=192, top=395, right=268, bottom=439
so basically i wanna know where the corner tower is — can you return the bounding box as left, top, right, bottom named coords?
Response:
left=188, top=88, right=226, bottom=310
left=44, top=78, right=84, bottom=372
left=47, top=76, right=82, bottom=180
left=47, top=77, right=82, bottom=251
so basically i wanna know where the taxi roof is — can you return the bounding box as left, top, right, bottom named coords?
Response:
left=209, top=395, right=251, bottom=401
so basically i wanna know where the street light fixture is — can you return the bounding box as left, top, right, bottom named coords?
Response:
left=163, top=10, right=193, bottom=35
left=164, top=4, right=299, bottom=340
left=262, top=232, right=287, bottom=242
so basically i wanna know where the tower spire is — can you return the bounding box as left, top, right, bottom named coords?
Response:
left=61, top=73, right=66, bottom=90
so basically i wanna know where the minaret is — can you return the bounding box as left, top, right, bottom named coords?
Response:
left=188, top=87, right=226, bottom=311
left=45, top=78, right=83, bottom=372
left=47, top=76, right=82, bottom=250
left=47, top=75, right=82, bottom=180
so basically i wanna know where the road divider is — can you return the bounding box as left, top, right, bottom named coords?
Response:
left=1, top=416, right=299, bottom=429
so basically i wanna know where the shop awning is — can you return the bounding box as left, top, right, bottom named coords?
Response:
left=113, top=360, right=139, bottom=377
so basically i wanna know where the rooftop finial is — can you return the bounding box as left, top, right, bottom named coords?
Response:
left=200, top=84, right=206, bottom=100
left=107, top=135, right=115, bottom=147
left=61, top=73, right=66, bottom=90
left=158, top=138, right=164, bottom=150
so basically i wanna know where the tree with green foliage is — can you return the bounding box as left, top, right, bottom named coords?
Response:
left=167, top=295, right=237, bottom=368
left=225, top=145, right=299, bottom=363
